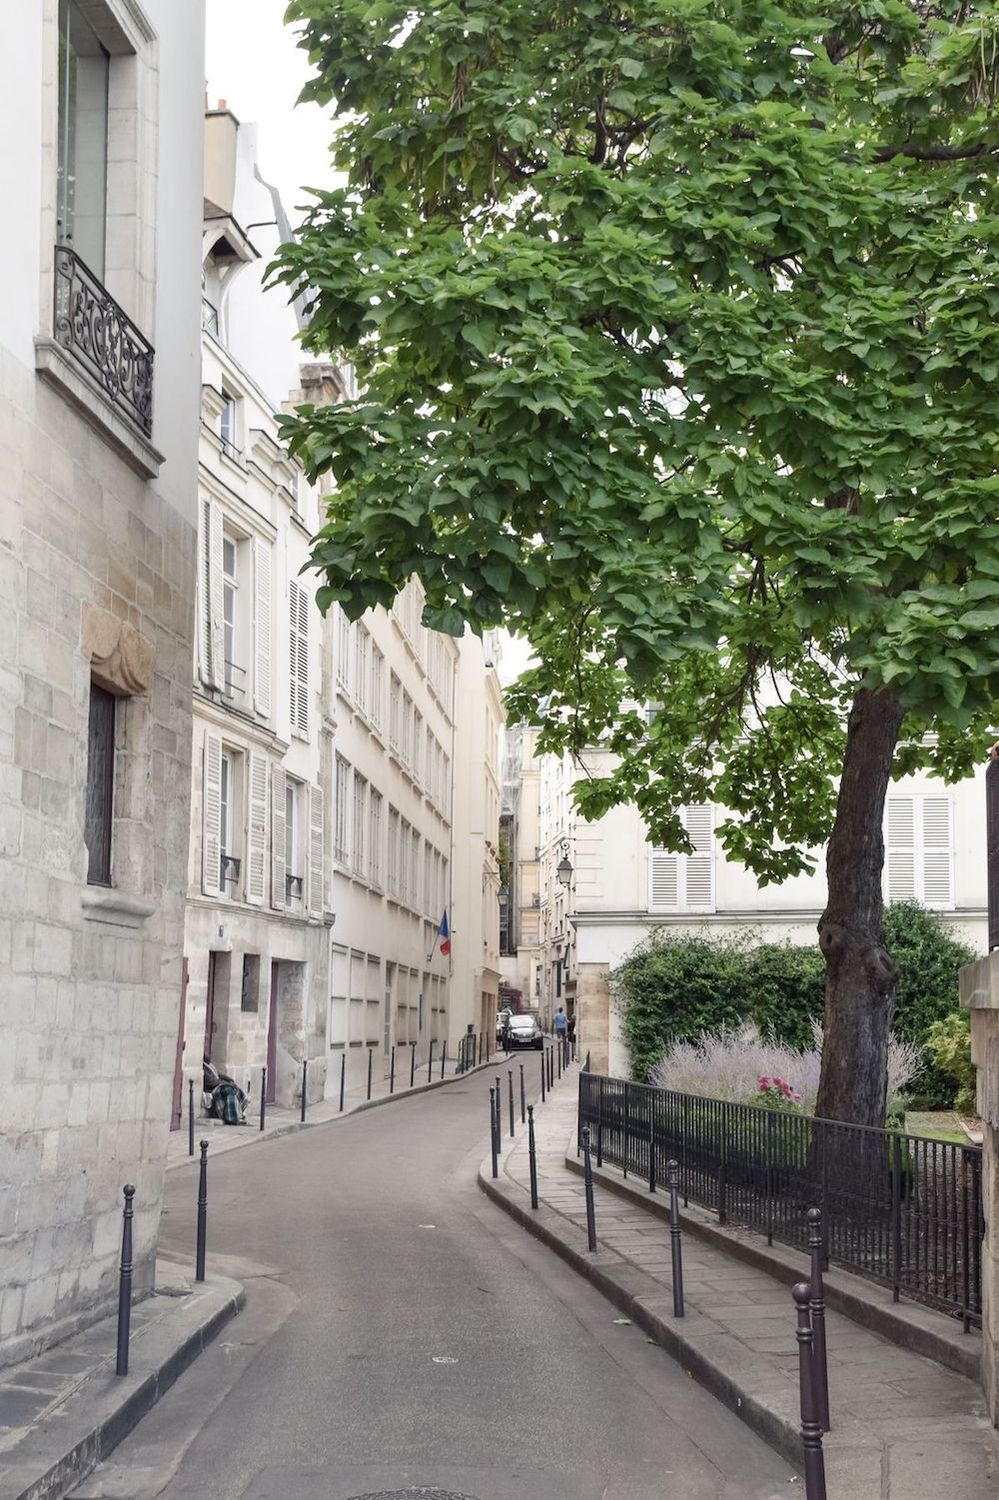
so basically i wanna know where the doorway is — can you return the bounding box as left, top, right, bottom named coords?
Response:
left=266, top=961, right=278, bottom=1102
left=170, top=957, right=188, bottom=1130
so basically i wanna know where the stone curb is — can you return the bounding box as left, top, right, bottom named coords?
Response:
left=0, top=1274, right=244, bottom=1500
left=166, top=1057, right=497, bottom=1172
left=563, top=1150, right=980, bottom=1384
left=477, top=1158, right=804, bottom=1470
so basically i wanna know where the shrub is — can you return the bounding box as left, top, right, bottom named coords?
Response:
left=883, top=903, right=978, bottom=1108
left=924, top=1011, right=977, bottom=1116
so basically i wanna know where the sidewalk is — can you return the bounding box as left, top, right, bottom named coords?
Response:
left=0, top=1260, right=242, bottom=1500
left=480, top=1067, right=998, bottom=1499
left=167, top=1048, right=503, bottom=1169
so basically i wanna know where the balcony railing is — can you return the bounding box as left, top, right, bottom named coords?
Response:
left=54, top=246, right=154, bottom=437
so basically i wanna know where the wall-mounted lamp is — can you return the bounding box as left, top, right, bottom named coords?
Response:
left=555, top=839, right=573, bottom=888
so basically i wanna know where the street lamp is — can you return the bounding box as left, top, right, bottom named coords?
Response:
left=556, top=840, right=573, bottom=887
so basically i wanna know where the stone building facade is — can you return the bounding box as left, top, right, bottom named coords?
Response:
left=0, top=0, right=204, bottom=1363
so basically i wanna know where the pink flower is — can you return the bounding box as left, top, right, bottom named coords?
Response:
left=759, top=1075, right=771, bottom=1089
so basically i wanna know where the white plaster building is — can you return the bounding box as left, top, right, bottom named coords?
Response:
left=0, top=0, right=204, bottom=1363
left=498, top=725, right=542, bottom=1015
left=181, top=109, right=337, bottom=1115
left=534, top=740, right=989, bottom=1075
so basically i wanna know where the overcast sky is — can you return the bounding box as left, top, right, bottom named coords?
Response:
left=205, top=0, right=338, bottom=221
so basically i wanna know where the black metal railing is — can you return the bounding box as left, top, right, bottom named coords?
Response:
left=54, top=246, right=154, bottom=436
left=579, top=1073, right=983, bottom=1328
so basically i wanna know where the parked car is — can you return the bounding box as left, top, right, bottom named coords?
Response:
left=505, top=1014, right=544, bottom=1050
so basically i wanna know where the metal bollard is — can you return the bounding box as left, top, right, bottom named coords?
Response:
left=115, top=1184, right=135, bottom=1376
left=410, top=1042, right=416, bottom=1088
left=441, top=1039, right=447, bottom=1080
left=339, top=1051, right=346, bottom=1112
left=527, top=1104, right=539, bottom=1209
left=260, top=1066, right=266, bottom=1130
left=195, top=1140, right=208, bottom=1282
left=390, top=1045, right=396, bottom=1094
left=367, top=1046, right=373, bottom=1100
left=807, top=1207, right=831, bottom=1432
left=489, top=1087, right=499, bottom=1178
left=667, top=1159, right=685, bottom=1317
left=486, top=1034, right=491, bottom=1064
left=557, top=1039, right=562, bottom=1079
left=188, top=1078, right=194, bottom=1156
left=508, top=1068, right=515, bottom=1137
left=519, top=1062, right=526, bottom=1124
left=300, top=1057, right=308, bottom=1122
left=793, top=1282, right=828, bottom=1500
left=428, top=1039, right=435, bottom=1083
left=540, top=1050, right=547, bottom=1102
left=648, top=1108, right=656, bottom=1194
left=582, top=1125, right=598, bottom=1252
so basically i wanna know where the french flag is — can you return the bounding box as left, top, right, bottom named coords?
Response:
left=436, top=909, right=451, bottom=957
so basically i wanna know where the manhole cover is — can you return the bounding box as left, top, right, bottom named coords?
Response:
left=347, top=1492, right=480, bottom=1499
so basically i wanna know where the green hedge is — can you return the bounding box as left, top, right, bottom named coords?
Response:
left=613, top=903, right=977, bottom=1107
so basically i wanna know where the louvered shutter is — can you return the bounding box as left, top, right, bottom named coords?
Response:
left=200, top=499, right=224, bottom=689
left=885, top=798, right=917, bottom=902
left=649, top=850, right=678, bottom=909
left=921, top=797, right=953, bottom=908
left=245, top=751, right=268, bottom=905
left=201, top=728, right=223, bottom=895
left=253, top=538, right=272, bottom=717
left=309, top=783, right=325, bottom=915
left=684, top=804, right=714, bottom=910
left=289, top=581, right=310, bottom=737
left=271, top=764, right=287, bottom=910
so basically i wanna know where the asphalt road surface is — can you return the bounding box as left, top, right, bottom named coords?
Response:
left=73, top=1073, right=799, bottom=1500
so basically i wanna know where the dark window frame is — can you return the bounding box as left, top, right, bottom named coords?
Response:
left=85, top=682, right=116, bottom=884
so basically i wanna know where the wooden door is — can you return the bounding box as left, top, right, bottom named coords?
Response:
left=203, top=951, right=218, bottom=1062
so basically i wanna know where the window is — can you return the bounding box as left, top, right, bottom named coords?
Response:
left=402, top=692, right=413, bottom=767
left=410, top=828, right=421, bottom=910
left=336, top=607, right=351, bottom=691
left=284, top=779, right=304, bottom=900
left=369, top=790, right=383, bottom=886
left=352, top=774, right=368, bottom=878
left=220, top=752, right=234, bottom=876
left=334, top=756, right=350, bottom=865
left=370, top=647, right=384, bottom=731
left=57, top=0, right=110, bottom=278
left=389, top=673, right=401, bottom=752
left=241, top=954, right=260, bottom=1013
left=648, top=805, right=714, bottom=913
left=885, top=796, right=954, bottom=909
left=412, top=710, right=423, bottom=786
left=220, top=389, right=240, bottom=457
left=400, top=819, right=411, bottom=904
left=355, top=625, right=370, bottom=717
left=289, top=579, right=310, bottom=737
left=387, top=806, right=400, bottom=898
left=222, top=535, right=243, bottom=703
left=84, top=682, right=115, bottom=884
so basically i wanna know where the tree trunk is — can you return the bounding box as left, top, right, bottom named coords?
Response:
left=814, top=687, right=905, bottom=1129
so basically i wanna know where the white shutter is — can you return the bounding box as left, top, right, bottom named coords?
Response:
left=200, top=499, right=224, bottom=689
left=290, top=581, right=310, bottom=737
left=650, top=850, right=678, bottom=909
left=271, top=764, right=287, bottom=910
left=683, top=804, right=714, bottom=911
left=253, top=538, right=272, bottom=717
left=309, top=783, right=325, bottom=915
left=885, top=797, right=916, bottom=902
left=201, top=728, right=223, bottom=895
left=921, top=797, right=953, bottom=908
left=246, top=750, right=268, bottom=906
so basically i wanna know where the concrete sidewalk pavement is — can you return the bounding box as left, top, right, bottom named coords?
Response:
left=480, top=1066, right=998, bottom=1499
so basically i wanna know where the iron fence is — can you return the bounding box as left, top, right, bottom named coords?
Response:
left=579, top=1073, right=983, bottom=1329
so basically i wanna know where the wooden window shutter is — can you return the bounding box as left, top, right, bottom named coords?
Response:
left=885, top=797, right=916, bottom=902
left=201, top=728, right=223, bottom=895
left=921, top=797, right=953, bottom=908
left=245, top=750, right=268, bottom=906
left=200, top=499, right=224, bottom=689
left=271, top=763, right=287, bottom=910
left=649, top=849, right=678, bottom=910
left=683, top=804, right=714, bottom=910
left=289, top=580, right=310, bottom=737
left=253, top=538, right=272, bottom=717
left=309, top=783, right=325, bottom=915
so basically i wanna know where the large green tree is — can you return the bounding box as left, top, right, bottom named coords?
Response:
left=277, top=0, right=999, bottom=1127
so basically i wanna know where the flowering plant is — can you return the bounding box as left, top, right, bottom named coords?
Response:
left=755, top=1074, right=802, bottom=1112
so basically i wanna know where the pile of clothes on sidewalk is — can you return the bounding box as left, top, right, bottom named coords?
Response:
left=202, top=1057, right=250, bottom=1124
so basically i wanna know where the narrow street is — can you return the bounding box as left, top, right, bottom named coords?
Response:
left=75, top=1077, right=797, bottom=1500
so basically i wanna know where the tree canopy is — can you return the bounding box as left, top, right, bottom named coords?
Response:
left=277, top=0, right=999, bottom=884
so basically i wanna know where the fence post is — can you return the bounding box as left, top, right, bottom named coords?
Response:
left=623, top=1084, right=630, bottom=1179
left=528, top=1104, right=539, bottom=1209
left=891, top=1132, right=902, bottom=1304
left=766, top=1110, right=775, bottom=1246
left=793, top=1282, right=828, bottom=1500
left=195, top=1141, right=208, bottom=1283
left=597, top=1076, right=604, bottom=1169
left=667, top=1159, right=684, bottom=1317
left=508, top=1069, right=515, bottom=1137
left=582, top=1125, right=598, bottom=1252
left=260, top=1066, right=266, bottom=1130
left=649, top=1104, right=657, bottom=1195
left=300, top=1058, right=308, bottom=1122
left=339, top=1051, right=346, bottom=1112
left=489, top=1088, right=499, bottom=1179
left=807, top=1207, right=831, bottom=1433
left=115, top=1184, right=135, bottom=1376
left=390, top=1045, right=396, bottom=1094
left=718, top=1130, right=728, bottom=1225
left=520, top=1062, right=526, bottom=1124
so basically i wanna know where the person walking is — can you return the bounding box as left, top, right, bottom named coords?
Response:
left=554, top=1007, right=568, bottom=1045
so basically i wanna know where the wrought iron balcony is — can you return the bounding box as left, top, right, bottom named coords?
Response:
left=54, top=246, right=154, bottom=437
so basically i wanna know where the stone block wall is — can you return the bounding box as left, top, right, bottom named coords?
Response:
left=0, top=348, right=196, bottom=1366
